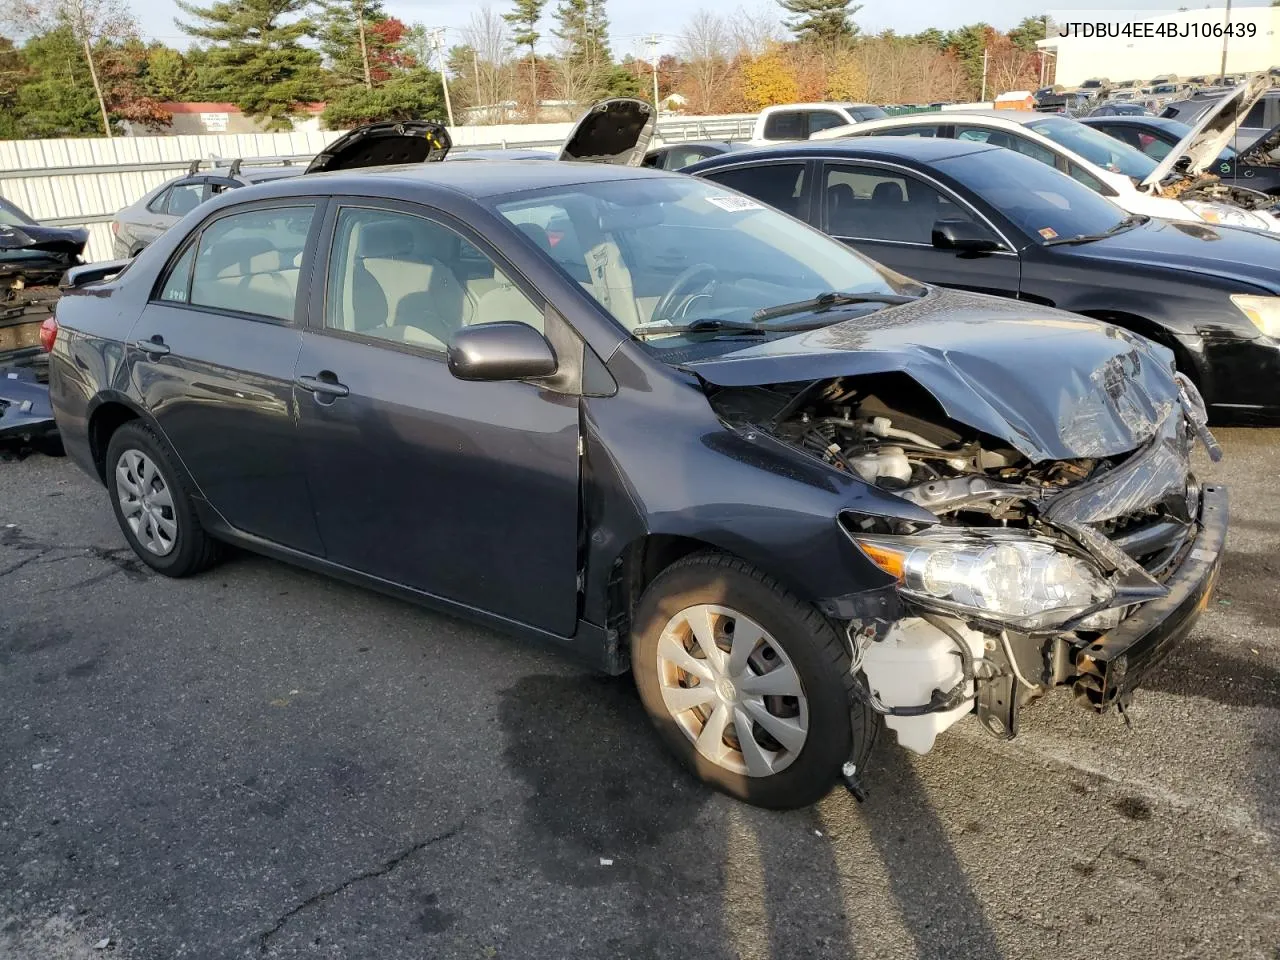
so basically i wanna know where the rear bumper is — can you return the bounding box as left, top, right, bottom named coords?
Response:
left=1072, top=483, right=1227, bottom=711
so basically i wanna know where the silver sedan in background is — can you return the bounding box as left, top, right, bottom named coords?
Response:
left=111, top=162, right=301, bottom=258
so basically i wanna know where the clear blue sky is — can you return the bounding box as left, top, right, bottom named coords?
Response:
left=139, top=0, right=1269, bottom=60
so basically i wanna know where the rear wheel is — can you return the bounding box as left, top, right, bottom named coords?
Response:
left=632, top=551, right=877, bottom=809
left=105, top=421, right=219, bottom=577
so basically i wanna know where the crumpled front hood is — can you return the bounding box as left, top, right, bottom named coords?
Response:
left=685, top=288, right=1181, bottom=463
left=0, top=222, right=87, bottom=257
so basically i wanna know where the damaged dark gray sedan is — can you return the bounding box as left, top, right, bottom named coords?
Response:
left=45, top=115, right=1226, bottom=809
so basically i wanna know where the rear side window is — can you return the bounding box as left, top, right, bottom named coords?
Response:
left=663, top=145, right=714, bottom=170
left=807, top=111, right=848, bottom=134
left=1067, top=163, right=1105, bottom=193
left=699, top=163, right=807, bottom=219
left=146, top=189, right=171, bottom=214
left=877, top=125, right=938, bottom=138
left=167, top=205, right=316, bottom=321
left=164, top=183, right=206, bottom=217
left=158, top=245, right=196, bottom=303
left=763, top=111, right=805, bottom=140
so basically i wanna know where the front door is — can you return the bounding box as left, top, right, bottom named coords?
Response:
left=128, top=200, right=325, bottom=554
left=817, top=161, right=1021, bottom=299
left=292, top=202, right=582, bottom=636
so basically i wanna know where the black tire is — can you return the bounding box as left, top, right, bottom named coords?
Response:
left=631, top=551, right=878, bottom=809
left=104, top=420, right=219, bottom=577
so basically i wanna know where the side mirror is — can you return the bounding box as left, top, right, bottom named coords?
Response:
left=447, top=322, right=558, bottom=382
left=932, top=218, right=1001, bottom=254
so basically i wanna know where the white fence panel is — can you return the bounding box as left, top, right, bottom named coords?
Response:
left=0, top=114, right=760, bottom=263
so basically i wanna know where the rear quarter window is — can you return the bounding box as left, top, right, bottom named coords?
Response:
left=763, top=111, right=805, bottom=140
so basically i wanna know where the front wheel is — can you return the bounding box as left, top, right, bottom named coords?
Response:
left=632, top=552, right=877, bottom=809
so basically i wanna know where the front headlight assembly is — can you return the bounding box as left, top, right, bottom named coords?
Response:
left=854, top=533, right=1115, bottom=629
left=1184, top=200, right=1272, bottom=231
left=1230, top=294, right=1280, bottom=338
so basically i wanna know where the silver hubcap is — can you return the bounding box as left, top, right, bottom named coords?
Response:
left=655, top=604, right=809, bottom=778
left=115, top=449, right=178, bottom=556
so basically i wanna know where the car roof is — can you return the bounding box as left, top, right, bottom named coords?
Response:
left=694, top=137, right=999, bottom=165
left=241, top=168, right=302, bottom=183
left=763, top=102, right=863, bottom=111
left=265, top=159, right=679, bottom=199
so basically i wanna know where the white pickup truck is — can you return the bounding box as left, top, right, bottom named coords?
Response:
left=749, top=102, right=888, bottom=143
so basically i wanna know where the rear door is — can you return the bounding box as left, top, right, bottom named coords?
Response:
left=816, top=160, right=1021, bottom=297
left=128, top=199, right=326, bottom=554
left=291, top=200, right=582, bottom=635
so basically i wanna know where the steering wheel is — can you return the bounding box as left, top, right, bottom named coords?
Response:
left=651, top=263, right=719, bottom=323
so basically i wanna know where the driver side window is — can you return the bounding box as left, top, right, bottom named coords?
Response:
left=324, top=207, right=543, bottom=353
left=822, top=163, right=990, bottom=246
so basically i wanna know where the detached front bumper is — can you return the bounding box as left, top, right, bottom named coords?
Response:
left=1072, top=483, right=1228, bottom=711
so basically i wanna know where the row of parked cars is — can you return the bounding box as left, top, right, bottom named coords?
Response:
left=9, top=81, right=1277, bottom=809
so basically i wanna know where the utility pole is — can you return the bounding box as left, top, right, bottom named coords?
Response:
left=82, top=37, right=112, bottom=139
left=429, top=27, right=455, bottom=127
left=643, top=34, right=661, bottom=112
left=1218, top=0, right=1232, bottom=83
left=357, top=0, right=372, bottom=89
left=980, top=48, right=989, bottom=102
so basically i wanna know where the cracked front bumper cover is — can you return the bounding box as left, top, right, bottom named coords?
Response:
left=1072, top=484, right=1227, bottom=711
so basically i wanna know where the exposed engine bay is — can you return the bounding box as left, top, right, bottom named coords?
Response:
left=707, top=372, right=1222, bottom=761
left=1157, top=172, right=1280, bottom=213
left=1236, top=125, right=1280, bottom=168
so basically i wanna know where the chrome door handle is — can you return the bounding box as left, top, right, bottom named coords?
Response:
left=134, top=336, right=170, bottom=357
left=294, top=374, right=349, bottom=399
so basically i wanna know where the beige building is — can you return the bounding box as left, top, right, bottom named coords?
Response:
left=123, top=102, right=327, bottom=137
left=1038, top=6, right=1279, bottom=87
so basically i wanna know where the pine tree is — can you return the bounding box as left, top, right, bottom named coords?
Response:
left=777, top=0, right=860, bottom=47
left=504, top=0, right=545, bottom=113
left=554, top=0, right=608, bottom=67
left=174, top=0, right=325, bottom=128
left=316, top=0, right=391, bottom=89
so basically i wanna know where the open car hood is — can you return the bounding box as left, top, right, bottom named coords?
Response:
left=684, top=289, right=1183, bottom=463
left=305, top=120, right=452, bottom=174
left=1142, top=74, right=1270, bottom=187
left=557, top=98, right=655, bottom=165
left=0, top=222, right=87, bottom=257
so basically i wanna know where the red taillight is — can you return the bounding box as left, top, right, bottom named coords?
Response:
left=111, top=221, right=119, bottom=235
left=39, top=315, right=58, bottom=353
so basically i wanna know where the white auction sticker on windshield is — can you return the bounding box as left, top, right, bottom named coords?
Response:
left=706, top=195, right=763, bottom=212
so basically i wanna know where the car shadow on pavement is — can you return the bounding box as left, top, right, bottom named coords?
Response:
left=499, top=672, right=1005, bottom=959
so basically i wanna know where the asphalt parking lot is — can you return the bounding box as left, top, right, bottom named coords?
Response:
left=1, top=431, right=1278, bottom=960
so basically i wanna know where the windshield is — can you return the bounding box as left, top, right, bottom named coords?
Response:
left=1081, top=81, right=1103, bottom=89
left=492, top=177, right=922, bottom=354
left=937, top=148, right=1129, bottom=244
left=1025, top=116, right=1159, bottom=180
